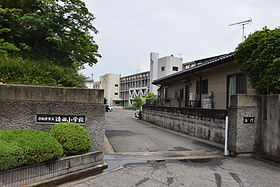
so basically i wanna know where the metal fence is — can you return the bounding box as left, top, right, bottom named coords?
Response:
left=143, top=105, right=228, bottom=120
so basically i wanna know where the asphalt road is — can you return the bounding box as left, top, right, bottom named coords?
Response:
left=61, top=109, right=280, bottom=187
left=63, top=157, right=280, bottom=187
left=105, top=109, right=220, bottom=153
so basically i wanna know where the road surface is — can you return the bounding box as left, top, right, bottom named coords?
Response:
left=105, top=109, right=220, bottom=153
left=60, top=109, right=280, bottom=187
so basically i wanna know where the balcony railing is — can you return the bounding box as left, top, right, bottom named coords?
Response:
left=143, top=104, right=227, bottom=120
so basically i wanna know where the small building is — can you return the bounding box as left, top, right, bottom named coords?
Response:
left=153, top=52, right=255, bottom=109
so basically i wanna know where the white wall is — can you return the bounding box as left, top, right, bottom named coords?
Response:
left=100, top=74, right=121, bottom=106
left=158, top=56, right=182, bottom=79
left=150, top=52, right=159, bottom=95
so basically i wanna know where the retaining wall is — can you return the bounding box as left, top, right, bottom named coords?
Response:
left=142, top=109, right=225, bottom=144
left=0, top=151, right=105, bottom=187
left=0, top=84, right=105, bottom=151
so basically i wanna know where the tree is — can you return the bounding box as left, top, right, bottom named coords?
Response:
left=234, top=27, right=280, bottom=94
left=143, top=92, right=158, bottom=101
left=130, top=96, right=144, bottom=110
left=0, top=0, right=101, bottom=68
left=143, top=91, right=159, bottom=105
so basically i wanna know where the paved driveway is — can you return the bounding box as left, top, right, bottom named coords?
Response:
left=61, top=109, right=280, bottom=187
left=105, top=109, right=221, bottom=153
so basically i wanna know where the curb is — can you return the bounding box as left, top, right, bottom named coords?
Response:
left=24, top=162, right=108, bottom=187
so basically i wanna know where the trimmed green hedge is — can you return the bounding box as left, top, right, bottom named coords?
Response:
left=0, top=129, right=63, bottom=171
left=49, top=122, right=92, bottom=156
left=0, top=141, right=25, bottom=171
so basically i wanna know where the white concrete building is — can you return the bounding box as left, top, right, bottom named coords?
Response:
left=90, top=52, right=184, bottom=107
left=150, top=53, right=183, bottom=95
left=84, top=79, right=94, bottom=89
left=157, top=55, right=182, bottom=79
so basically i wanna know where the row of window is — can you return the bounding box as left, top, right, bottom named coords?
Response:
left=163, top=79, right=208, bottom=100
left=120, top=79, right=150, bottom=90
left=162, top=74, right=247, bottom=100
left=121, top=73, right=150, bottom=82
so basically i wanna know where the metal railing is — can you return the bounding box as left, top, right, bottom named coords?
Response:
left=143, top=105, right=228, bottom=120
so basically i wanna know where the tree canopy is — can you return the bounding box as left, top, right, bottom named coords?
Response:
left=0, top=0, right=101, bottom=68
left=235, top=27, right=280, bottom=94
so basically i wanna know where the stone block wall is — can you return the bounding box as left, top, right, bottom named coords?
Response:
left=0, top=84, right=105, bottom=152
left=142, top=109, right=225, bottom=144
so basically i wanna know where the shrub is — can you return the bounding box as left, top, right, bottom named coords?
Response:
left=0, top=129, right=63, bottom=171
left=125, top=106, right=136, bottom=110
left=49, top=122, right=92, bottom=156
left=0, top=141, right=25, bottom=171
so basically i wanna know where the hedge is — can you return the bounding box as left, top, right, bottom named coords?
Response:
left=0, top=129, right=63, bottom=171
left=0, top=141, right=25, bottom=171
left=49, top=122, right=92, bottom=156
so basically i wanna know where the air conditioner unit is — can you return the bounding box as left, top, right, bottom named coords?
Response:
left=189, top=93, right=195, bottom=100
left=203, top=99, right=212, bottom=109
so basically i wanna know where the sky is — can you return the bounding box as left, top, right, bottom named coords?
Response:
left=79, top=0, right=280, bottom=81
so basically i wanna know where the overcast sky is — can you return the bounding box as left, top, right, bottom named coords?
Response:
left=80, top=0, right=280, bottom=81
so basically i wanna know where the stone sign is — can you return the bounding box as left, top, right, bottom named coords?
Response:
left=37, top=114, right=86, bottom=123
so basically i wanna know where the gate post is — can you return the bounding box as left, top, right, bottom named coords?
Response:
left=228, top=95, right=261, bottom=154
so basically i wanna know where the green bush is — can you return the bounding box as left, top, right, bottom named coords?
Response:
left=0, top=129, right=63, bottom=171
left=49, top=123, right=92, bottom=156
left=125, top=106, right=136, bottom=110
left=0, top=55, right=86, bottom=87
left=0, top=141, right=25, bottom=171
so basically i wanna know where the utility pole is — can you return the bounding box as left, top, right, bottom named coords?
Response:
left=229, top=18, right=252, bottom=42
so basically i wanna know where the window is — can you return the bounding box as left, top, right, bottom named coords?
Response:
left=175, top=89, right=184, bottom=99
left=173, top=66, right=178, bottom=71
left=196, top=79, right=208, bottom=94
left=115, top=84, right=118, bottom=87
left=161, top=66, right=165, bottom=71
left=114, top=93, right=118, bottom=95
left=227, top=73, right=247, bottom=107
left=163, top=86, right=170, bottom=100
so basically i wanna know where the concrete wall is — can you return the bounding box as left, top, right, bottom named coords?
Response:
left=158, top=56, right=183, bottom=79
left=100, top=74, right=121, bottom=107
left=261, top=95, right=280, bottom=160
left=150, top=52, right=159, bottom=95
left=142, top=108, right=225, bottom=144
left=0, top=151, right=105, bottom=187
left=0, top=84, right=105, bottom=152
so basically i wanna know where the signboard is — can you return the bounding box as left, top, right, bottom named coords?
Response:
left=244, top=117, right=254, bottom=124
left=37, top=114, right=86, bottom=123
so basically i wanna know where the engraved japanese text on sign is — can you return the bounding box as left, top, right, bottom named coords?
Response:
left=243, top=117, right=254, bottom=124
left=37, top=114, right=86, bottom=123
